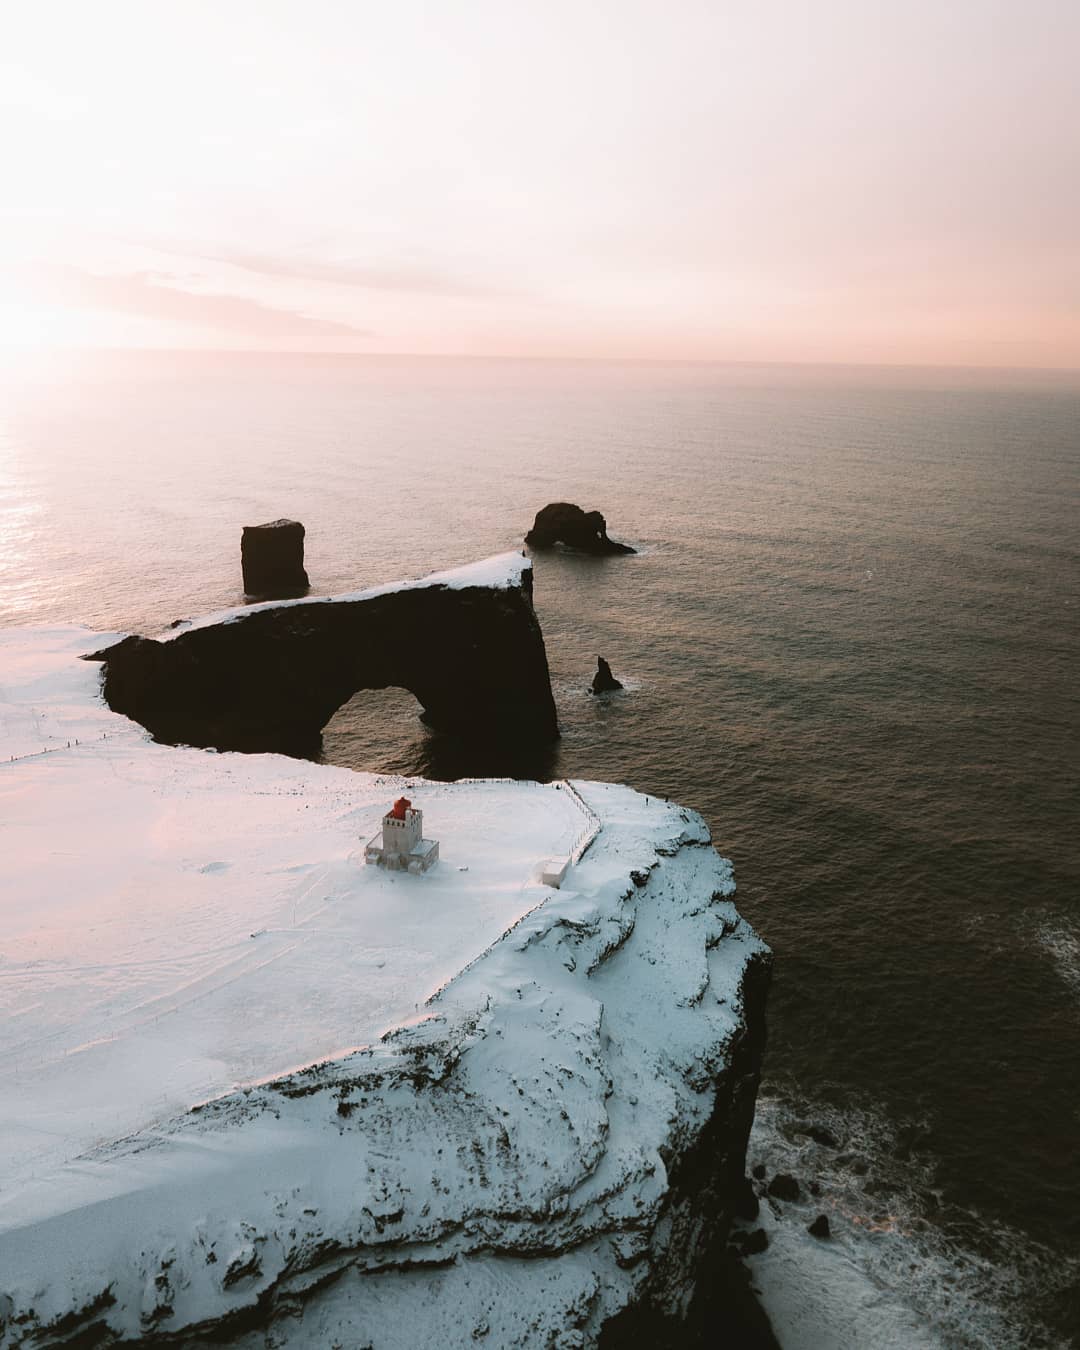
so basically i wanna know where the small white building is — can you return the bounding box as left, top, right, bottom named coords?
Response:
left=365, top=797, right=439, bottom=875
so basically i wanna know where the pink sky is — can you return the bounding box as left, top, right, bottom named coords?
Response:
left=1, top=0, right=1077, bottom=366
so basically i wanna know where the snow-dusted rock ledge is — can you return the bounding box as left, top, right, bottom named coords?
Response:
left=91, top=551, right=558, bottom=755
left=0, top=628, right=771, bottom=1348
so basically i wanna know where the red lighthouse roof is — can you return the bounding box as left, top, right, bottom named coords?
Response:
left=390, top=796, right=412, bottom=820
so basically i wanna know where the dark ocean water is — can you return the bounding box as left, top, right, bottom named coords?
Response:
left=2, top=352, right=1078, bottom=1345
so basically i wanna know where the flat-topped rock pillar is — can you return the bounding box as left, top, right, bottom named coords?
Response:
left=241, top=519, right=310, bottom=598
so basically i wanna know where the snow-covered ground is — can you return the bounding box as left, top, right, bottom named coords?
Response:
left=0, top=618, right=770, bottom=1347
left=0, top=624, right=583, bottom=1221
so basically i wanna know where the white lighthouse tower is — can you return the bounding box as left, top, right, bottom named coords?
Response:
left=365, top=797, right=439, bottom=874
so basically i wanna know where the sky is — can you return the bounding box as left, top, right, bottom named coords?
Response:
left=0, top=0, right=1077, bottom=366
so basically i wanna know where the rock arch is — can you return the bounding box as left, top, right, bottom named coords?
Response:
left=90, top=556, right=559, bottom=757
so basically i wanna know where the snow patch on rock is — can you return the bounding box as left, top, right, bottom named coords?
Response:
left=158, top=550, right=531, bottom=641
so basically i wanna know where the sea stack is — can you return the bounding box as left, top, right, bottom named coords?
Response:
left=525, top=502, right=635, bottom=555
left=241, top=519, right=309, bottom=598
left=591, top=657, right=624, bottom=694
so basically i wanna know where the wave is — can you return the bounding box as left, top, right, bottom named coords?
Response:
left=742, top=1093, right=1078, bottom=1350
left=1029, top=912, right=1080, bottom=1002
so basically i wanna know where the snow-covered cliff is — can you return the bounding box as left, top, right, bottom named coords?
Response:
left=0, top=622, right=770, bottom=1348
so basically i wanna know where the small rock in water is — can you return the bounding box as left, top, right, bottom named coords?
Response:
left=752, top=1163, right=767, bottom=1180
left=524, top=501, right=635, bottom=554
left=767, top=1173, right=801, bottom=1202
left=741, top=1227, right=769, bottom=1256
left=808, top=1214, right=831, bottom=1239
left=591, top=657, right=624, bottom=694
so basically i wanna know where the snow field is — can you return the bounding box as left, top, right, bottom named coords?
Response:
left=1, top=619, right=770, bottom=1350
left=0, top=625, right=582, bottom=1218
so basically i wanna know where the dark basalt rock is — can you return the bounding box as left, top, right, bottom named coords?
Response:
left=525, top=502, right=635, bottom=555
left=88, top=568, right=559, bottom=756
left=591, top=657, right=624, bottom=694
left=808, top=1214, right=831, bottom=1239
left=728, top=1226, right=769, bottom=1259
left=735, top=1175, right=760, bottom=1221
left=241, top=519, right=309, bottom=598
left=767, top=1173, right=801, bottom=1203
left=704, top=1251, right=780, bottom=1349
left=599, top=947, right=778, bottom=1350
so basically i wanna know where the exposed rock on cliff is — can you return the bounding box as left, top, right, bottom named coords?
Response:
left=525, top=502, right=636, bottom=555
left=241, top=518, right=309, bottom=598
left=89, top=553, right=559, bottom=755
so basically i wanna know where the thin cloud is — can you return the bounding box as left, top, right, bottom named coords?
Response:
left=22, top=263, right=373, bottom=338
left=177, top=246, right=498, bottom=298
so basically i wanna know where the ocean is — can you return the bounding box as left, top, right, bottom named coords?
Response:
left=1, top=351, right=1077, bottom=1347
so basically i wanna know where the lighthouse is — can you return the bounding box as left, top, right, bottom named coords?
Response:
left=364, top=797, right=439, bottom=874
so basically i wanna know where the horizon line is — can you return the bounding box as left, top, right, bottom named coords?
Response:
left=11, top=347, right=1080, bottom=376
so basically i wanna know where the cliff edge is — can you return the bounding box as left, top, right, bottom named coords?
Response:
left=0, top=623, right=771, bottom=1349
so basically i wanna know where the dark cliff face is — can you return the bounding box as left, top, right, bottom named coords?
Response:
left=89, top=573, right=559, bottom=755
left=599, top=946, right=778, bottom=1350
